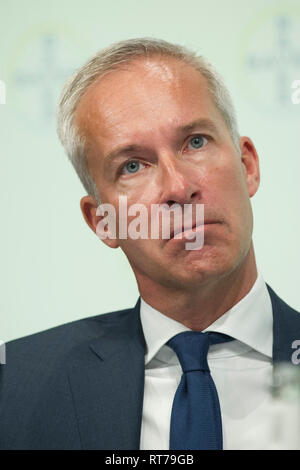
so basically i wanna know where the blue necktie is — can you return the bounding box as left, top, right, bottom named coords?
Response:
left=167, top=330, right=233, bottom=450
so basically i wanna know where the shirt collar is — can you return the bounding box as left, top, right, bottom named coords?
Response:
left=140, top=271, right=273, bottom=365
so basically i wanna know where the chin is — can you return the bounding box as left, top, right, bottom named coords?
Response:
left=173, top=245, right=241, bottom=284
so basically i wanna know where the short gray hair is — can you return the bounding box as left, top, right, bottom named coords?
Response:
left=57, top=37, right=240, bottom=201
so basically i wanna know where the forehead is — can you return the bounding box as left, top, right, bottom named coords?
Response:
left=75, top=56, right=225, bottom=158
left=77, top=57, right=218, bottom=123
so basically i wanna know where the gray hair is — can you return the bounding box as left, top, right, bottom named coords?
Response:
left=57, top=37, right=240, bottom=201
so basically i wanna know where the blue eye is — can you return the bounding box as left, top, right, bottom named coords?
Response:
left=121, top=160, right=145, bottom=175
left=187, top=135, right=208, bottom=150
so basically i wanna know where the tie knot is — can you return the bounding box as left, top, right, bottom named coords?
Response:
left=167, top=331, right=233, bottom=373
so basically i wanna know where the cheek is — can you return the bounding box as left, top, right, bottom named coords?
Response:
left=104, top=178, right=156, bottom=209
left=205, top=163, right=252, bottom=227
left=210, top=161, right=248, bottom=200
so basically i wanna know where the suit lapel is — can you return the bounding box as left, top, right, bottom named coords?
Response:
left=67, top=298, right=146, bottom=449
left=267, top=284, right=300, bottom=363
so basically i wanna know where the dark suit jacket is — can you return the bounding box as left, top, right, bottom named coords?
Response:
left=0, top=284, right=299, bottom=449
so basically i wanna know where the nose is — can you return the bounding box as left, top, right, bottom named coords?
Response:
left=157, top=152, right=201, bottom=206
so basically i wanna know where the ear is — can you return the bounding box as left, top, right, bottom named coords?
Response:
left=239, top=136, right=260, bottom=198
left=80, top=195, right=120, bottom=249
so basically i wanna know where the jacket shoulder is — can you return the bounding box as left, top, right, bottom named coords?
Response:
left=4, top=307, right=133, bottom=363
left=267, top=284, right=300, bottom=324
left=0, top=306, right=137, bottom=449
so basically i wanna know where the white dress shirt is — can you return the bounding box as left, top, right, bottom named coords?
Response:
left=139, top=271, right=274, bottom=450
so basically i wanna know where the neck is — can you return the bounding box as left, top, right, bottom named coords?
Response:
left=136, top=244, right=258, bottom=331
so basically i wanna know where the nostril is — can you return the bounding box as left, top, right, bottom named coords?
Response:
left=167, top=200, right=176, bottom=207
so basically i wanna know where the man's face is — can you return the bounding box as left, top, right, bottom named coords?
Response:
left=77, top=57, right=260, bottom=291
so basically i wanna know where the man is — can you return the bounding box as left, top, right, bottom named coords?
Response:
left=1, top=38, right=299, bottom=450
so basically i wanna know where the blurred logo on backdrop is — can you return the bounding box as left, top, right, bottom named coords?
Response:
left=238, top=7, right=300, bottom=114
left=7, top=26, right=85, bottom=129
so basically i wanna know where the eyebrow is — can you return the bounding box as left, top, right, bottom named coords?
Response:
left=103, top=118, right=219, bottom=167
left=178, top=118, right=219, bottom=135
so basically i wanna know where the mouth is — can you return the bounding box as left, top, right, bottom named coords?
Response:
left=170, top=220, right=219, bottom=240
